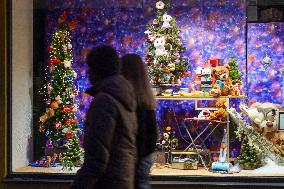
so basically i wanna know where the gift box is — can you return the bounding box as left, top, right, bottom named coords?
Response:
left=172, top=158, right=198, bottom=170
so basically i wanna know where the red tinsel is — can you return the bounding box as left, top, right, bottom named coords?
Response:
left=49, top=59, right=61, bottom=65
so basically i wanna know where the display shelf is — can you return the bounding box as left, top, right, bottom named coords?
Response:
left=155, top=95, right=246, bottom=100
left=184, top=118, right=227, bottom=124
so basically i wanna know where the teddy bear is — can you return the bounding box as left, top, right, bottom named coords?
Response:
left=210, top=99, right=228, bottom=121
left=210, top=83, right=221, bottom=97
left=154, top=36, right=168, bottom=56
left=212, top=64, right=232, bottom=96
left=162, top=14, right=172, bottom=29
left=240, top=102, right=280, bottom=139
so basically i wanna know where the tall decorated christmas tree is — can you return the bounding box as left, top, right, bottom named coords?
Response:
left=145, top=0, right=189, bottom=85
left=38, top=12, right=83, bottom=169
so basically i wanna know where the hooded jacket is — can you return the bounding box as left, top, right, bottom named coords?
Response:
left=71, top=75, right=137, bottom=189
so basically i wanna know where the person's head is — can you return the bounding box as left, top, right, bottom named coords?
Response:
left=87, top=45, right=120, bottom=84
left=121, top=54, right=156, bottom=109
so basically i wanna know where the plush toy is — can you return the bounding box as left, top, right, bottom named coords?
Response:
left=167, top=63, right=176, bottom=72
left=154, top=36, right=168, bottom=56
left=210, top=99, right=228, bottom=121
left=210, top=84, right=221, bottom=97
left=231, top=82, right=241, bottom=96
left=210, top=108, right=227, bottom=121
left=162, top=14, right=172, bottom=29
left=240, top=102, right=280, bottom=139
left=212, top=64, right=232, bottom=96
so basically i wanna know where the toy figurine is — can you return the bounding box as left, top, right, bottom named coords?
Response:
left=44, top=156, right=52, bottom=167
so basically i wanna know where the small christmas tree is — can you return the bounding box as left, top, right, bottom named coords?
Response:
left=38, top=12, right=83, bottom=169
left=145, top=0, right=189, bottom=85
left=228, top=56, right=242, bottom=84
left=238, top=139, right=261, bottom=169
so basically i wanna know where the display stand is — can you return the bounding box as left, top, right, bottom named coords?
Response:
left=156, top=96, right=246, bottom=165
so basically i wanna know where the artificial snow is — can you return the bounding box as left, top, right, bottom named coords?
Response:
left=244, top=158, right=284, bottom=174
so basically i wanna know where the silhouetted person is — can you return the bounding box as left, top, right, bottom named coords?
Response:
left=121, top=54, right=158, bottom=189
left=71, top=46, right=138, bottom=189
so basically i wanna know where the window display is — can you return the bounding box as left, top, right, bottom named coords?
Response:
left=9, top=0, right=284, bottom=182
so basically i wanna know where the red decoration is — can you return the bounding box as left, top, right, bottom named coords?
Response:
left=58, top=11, right=67, bottom=24
left=69, top=20, right=78, bottom=30
left=39, top=124, right=45, bottom=133
left=65, top=132, right=74, bottom=139
left=209, top=59, right=218, bottom=67
left=61, top=107, right=73, bottom=113
left=49, top=59, right=61, bottom=65
left=47, top=46, right=54, bottom=51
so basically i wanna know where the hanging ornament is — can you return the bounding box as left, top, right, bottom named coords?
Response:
left=55, top=122, right=62, bottom=129
left=162, top=14, right=172, bottom=29
left=55, top=95, right=62, bottom=104
left=68, top=43, right=72, bottom=50
left=73, top=70, right=77, bottom=79
left=72, top=104, right=79, bottom=112
left=39, top=124, right=46, bottom=133
left=47, top=84, right=53, bottom=94
left=47, top=108, right=55, bottom=117
left=152, top=19, right=159, bottom=25
left=64, top=60, right=72, bottom=68
left=51, top=101, right=59, bottom=109
left=156, top=1, right=165, bottom=9
left=63, top=45, right=68, bottom=52
left=39, top=114, right=49, bottom=123
left=262, top=55, right=271, bottom=67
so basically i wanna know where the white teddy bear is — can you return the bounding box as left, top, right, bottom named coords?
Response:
left=240, top=102, right=280, bottom=137
left=154, top=36, right=168, bottom=56
left=162, top=14, right=172, bottom=29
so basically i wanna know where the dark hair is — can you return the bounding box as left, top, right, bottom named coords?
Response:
left=121, top=54, right=156, bottom=110
left=87, top=45, right=120, bottom=83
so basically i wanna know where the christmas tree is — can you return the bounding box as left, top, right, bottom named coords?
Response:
left=145, top=0, right=189, bottom=85
left=228, top=56, right=242, bottom=84
left=38, top=12, right=83, bottom=168
left=238, top=139, right=261, bottom=169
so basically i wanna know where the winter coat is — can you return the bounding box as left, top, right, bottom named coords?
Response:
left=71, top=75, right=138, bottom=189
left=136, top=105, right=158, bottom=160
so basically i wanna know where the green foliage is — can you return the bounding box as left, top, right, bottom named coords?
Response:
left=38, top=23, right=83, bottom=168
left=62, top=137, right=84, bottom=170
left=228, top=56, right=242, bottom=83
left=145, top=0, right=188, bottom=84
left=238, top=139, right=261, bottom=168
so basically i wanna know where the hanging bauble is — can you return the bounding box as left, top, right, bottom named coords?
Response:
left=64, top=60, right=72, bottom=68
left=262, top=56, right=271, bottom=67
left=156, top=1, right=165, bottom=9
left=55, top=95, right=62, bottom=104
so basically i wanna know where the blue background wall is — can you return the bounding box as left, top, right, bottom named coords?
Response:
left=43, top=0, right=284, bottom=153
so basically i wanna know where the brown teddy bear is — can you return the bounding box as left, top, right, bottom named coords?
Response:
left=212, top=64, right=233, bottom=96
left=210, top=84, right=221, bottom=97
left=210, top=99, right=228, bottom=121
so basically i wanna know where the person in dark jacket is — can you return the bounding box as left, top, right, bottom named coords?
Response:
left=121, top=54, right=158, bottom=189
left=71, top=46, right=138, bottom=189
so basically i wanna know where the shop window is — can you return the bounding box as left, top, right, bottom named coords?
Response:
left=8, top=0, right=284, bottom=184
